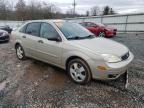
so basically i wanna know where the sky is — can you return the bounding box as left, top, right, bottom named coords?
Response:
left=22, top=0, right=144, bottom=14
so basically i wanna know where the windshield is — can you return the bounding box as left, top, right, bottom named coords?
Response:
left=55, top=22, right=95, bottom=40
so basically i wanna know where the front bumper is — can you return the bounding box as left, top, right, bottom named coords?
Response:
left=105, top=31, right=117, bottom=37
left=89, top=52, right=134, bottom=80
left=0, top=35, right=10, bottom=42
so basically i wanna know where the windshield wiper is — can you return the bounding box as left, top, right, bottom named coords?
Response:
left=85, top=35, right=95, bottom=38
left=67, top=35, right=95, bottom=40
left=81, top=35, right=95, bottom=39
left=67, top=36, right=83, bottom=40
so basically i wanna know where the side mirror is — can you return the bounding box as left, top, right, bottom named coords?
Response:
left=47, top=36, right=62, bottom=42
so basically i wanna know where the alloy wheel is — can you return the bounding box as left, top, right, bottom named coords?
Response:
left=69, top=62, right=86, bottom=82
left=16, top=45, right=24, bottom=59
left=99, top=32, right=105, bottom=37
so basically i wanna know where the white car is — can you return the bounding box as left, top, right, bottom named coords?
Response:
left=12, top=20, right=134, bottom=84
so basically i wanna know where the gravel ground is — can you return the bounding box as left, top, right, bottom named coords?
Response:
left=0, top=33, right=144, bottom=108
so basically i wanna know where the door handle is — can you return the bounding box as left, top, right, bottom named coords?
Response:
left=38, top=40, right=44, bottom=43
left=22, top=35, right=26, bottom=38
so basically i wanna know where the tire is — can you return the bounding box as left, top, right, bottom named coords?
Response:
left=15, top=44, right=26, bottom=60
left=67, top=58, right=92, bottom=84
left=98, top=32, right=105, bottom=37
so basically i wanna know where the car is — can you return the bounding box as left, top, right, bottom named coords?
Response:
left=80, top=22, right=117, bottom=38
left=0, top=25, right=13, bottom=34
left=12, top=20, right=134, bottom=84
left=0, top=29, right=10, bottom=42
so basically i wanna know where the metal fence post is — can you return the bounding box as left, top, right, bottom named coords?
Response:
left=101, top=15, right=103, bottom=24
left=83, top=17, right=85, bottom=22
left=125, top=15, right=129, bottom=33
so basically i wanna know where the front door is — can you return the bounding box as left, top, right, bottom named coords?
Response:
left=36, top=23, right=63, bottom=66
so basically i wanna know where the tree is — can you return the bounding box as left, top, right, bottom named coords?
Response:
left=15, top=0, right=26, bottom=20
left=103, top=6, right=110, bottom=15
left=42, top=2, right=56, bottom=19
left=0, top=0, right=10, bottom=20
left=86, top=11, right=90, bottom=16
left=109, top=8, right=115, bottom=14
left=90, top=6, right=100, bottom=16
left=103, top=6, right=116, bottom=15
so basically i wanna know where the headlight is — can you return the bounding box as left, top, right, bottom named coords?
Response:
left=2, top=32, right=7, bottom=36
left=102, top=54, right=121, bottom=63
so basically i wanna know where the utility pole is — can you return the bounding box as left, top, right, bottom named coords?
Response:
left=72, top=0, right=76, bottom=16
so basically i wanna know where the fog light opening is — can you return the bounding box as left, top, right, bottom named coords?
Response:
left=108, top=74, right=118, bottom=78
left=97, top=66, right=107, bottom=71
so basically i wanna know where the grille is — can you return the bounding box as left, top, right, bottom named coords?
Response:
left=121, top=52, right=129, bottom=61
left=0, top=32, right=3, bottom=36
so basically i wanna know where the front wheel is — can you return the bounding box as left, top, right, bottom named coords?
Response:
left=68, top=58, right=92, bottom=84
left=99, top=32, right=105, bottom=37
left=15, top=44, right=26, bottom=60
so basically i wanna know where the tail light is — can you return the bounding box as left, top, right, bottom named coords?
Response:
left=114, top=29, right=117, bottom=31
left=0, top=32, right=7, bottom=37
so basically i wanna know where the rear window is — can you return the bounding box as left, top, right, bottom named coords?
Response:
left=25, top=22, right=41, bottom=37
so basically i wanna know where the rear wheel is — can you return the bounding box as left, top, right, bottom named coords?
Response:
left=99, top=32, right=105, bottom=37
left=67, top=58, right=92, bottom=84
left=15, top=44, right=26, bottom=60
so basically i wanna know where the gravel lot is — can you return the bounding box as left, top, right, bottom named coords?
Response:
left=0, top=33, right=144, bottom=108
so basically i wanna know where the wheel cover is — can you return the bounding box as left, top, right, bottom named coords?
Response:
left=70, top=62, right=86, bottom=82
left=16, top=46, right=23, bottom=59
left=99, top=32, right=105, bottom=37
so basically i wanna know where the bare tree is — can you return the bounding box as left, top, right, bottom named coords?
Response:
left=0, top=0, right=10, bottom=20
left=109, top=8, right=116, bottom=15
left=66, top=8, right=74, bottom=15
left=86, top=11, right=90, bottom=16
left=42, top=2, right=56, bottom=19
left=15, top=0, right=26, bottom=20
left=90, top=6, right=100, bottom=16
left=103, top=6, right=116, bottom=15
left=0, top=0, right=84, bottom=20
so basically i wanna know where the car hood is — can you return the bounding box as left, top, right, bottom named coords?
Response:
left=69, top=38, right=129, bottom=56
left=99, top=25, right=116, bottom=30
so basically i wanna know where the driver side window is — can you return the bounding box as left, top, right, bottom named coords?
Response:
left=40, top=23, right=60, bottom=39
left=87, top=23, right=96, bottom=27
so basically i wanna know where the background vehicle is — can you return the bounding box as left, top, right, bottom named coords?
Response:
left=0, top=29, right=10, bottom=42
left=12, top=20, right=133, bottom=84
left=80, top=22, right=117, bottom=38
left=0, top=25, right=12, bottom=34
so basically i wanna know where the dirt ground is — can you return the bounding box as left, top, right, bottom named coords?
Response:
left=0, top=33, right=144, bottom=108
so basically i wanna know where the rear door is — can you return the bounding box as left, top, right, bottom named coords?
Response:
left=20, top=22, right=41, bottom=57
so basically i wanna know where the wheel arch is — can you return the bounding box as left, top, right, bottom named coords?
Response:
left=15, top=39, right=23, bottom=49
left=15, top=42, right=21, bottom=49
left=65, top=55, right=92, bottom=84
left=65, top=55, right=91, bottom=72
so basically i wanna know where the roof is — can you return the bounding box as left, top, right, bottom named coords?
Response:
left=25, top=19, right=66, bottom=24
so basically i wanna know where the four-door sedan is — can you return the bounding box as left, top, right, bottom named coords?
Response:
left=0, top=29, right=10, bottom=42
left=80, top=22, right=117, bottom=38
left=12, top=20, right=134, bottom=84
